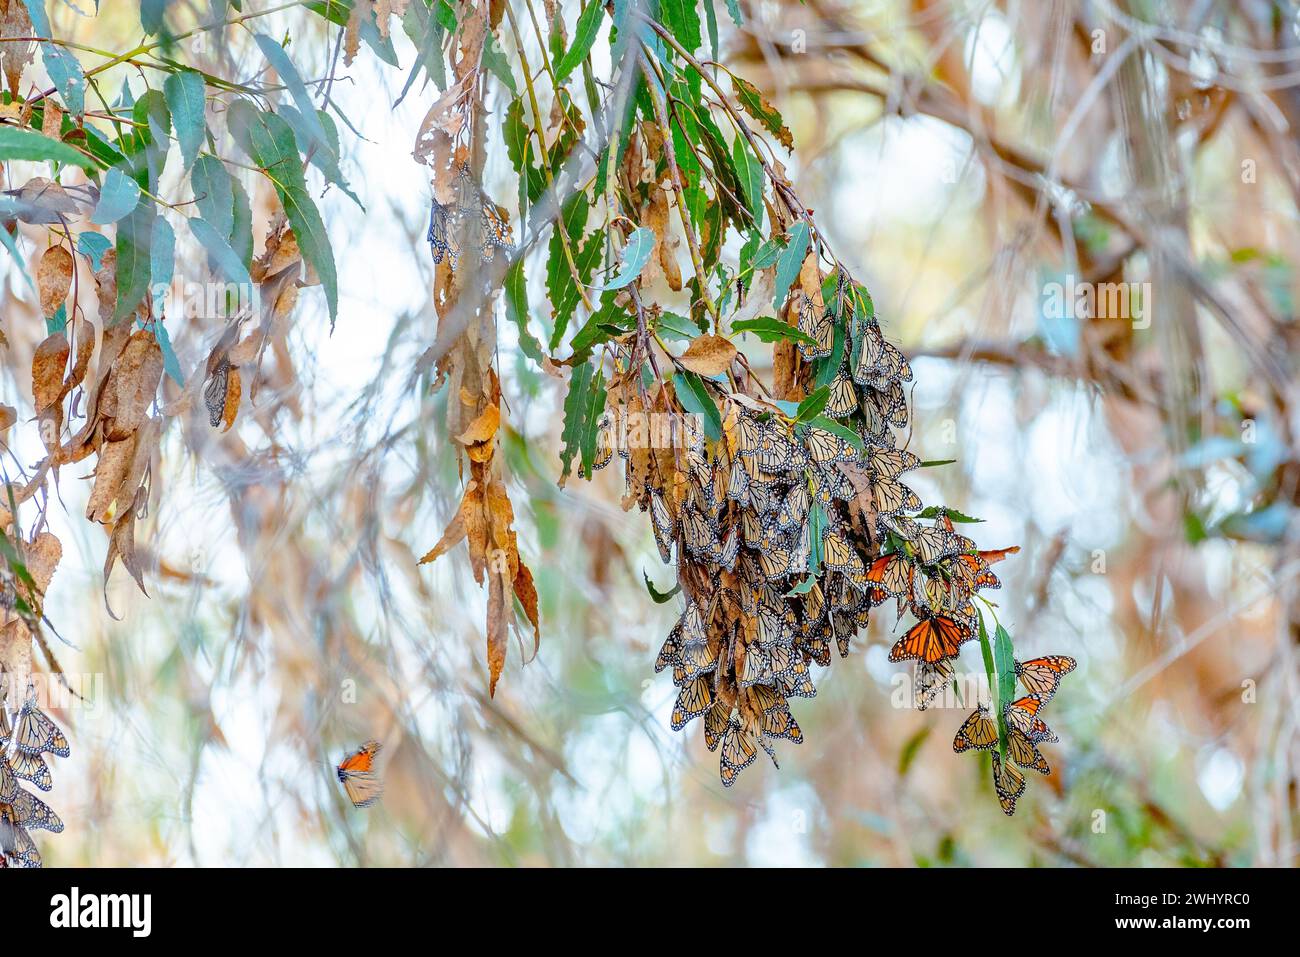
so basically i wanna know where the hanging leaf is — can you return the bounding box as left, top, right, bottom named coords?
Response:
left=678, top=333, right=737, bottom=377
left=559, top=360, right=606, bottom=485
left=556, top=0, right=604, bottom=82
left=731, top=316, right=816, bottom=346
left=91, top=168, right=142, bottom=225
left=644, top=570, right=681, bottom=603
left=188, top=217, right=254, bottom=289
left=672, top=371, right=722, bottom=442
left=594, top=226, right=654, bottom=291
left=733, top=75, right=793, bottom=151
left=772, top=221, right=809, bottom=309
left=163, top=70, right=205, bottom=173
left=505, top=259, right=543, bottom=362
left=191, top=154, right=234, bottom=239
left=228, top=101, right=337, bottom=325
left=0, top=126, right=94, bottom=169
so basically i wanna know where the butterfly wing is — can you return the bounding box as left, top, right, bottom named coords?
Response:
left=1014, top=655, right=1077, bottom=701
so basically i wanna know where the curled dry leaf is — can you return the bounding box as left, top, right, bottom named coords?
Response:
left=219, top=366, right=241, bottom=432
left=104, top=330, right=164, bottom=441
left=31, top=332, right=69, bottom=413
left=36, top=245, right=73, bottom=316
left=85, top=433, right=137, bottom=524
left=678, top=334, right=738, bottom=377
left=456, top=402, right=500, bottom=447
left=0, top=404, right=15, bottom=433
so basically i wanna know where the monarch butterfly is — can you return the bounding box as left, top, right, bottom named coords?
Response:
left=950, top=552, right=1001, bottom=593
left=854, top=323, right=913, bottom=386
left=915, top=657, right=955, bottom=711
left=671, top=676, right=714, bottom=730
left=888, top=614, right=968, bottom=664
left=726, top=453, right=751, bottom=507
left=1007, top=727, right=1051, bottom=775
left=952, top=706, right=998, bottom=752
left=865, top=446, right=921, bottom=480
left=703, top=702, right=731, bottom=752
left=775, top=482, right=810, bottom=531
left=591, top=423, right=615, bottom=472
left=991, top=751, right=1025, bottom=816
left=10, top=787, right=63, bottom=833
left=7, top=750, right=52, bottom=792
left=478, top=200, right=514, bottom=261
left=203, top=357, right=231, bottom=428
left=1004, top=694, right=1057, bottom=743
left=0, top=701, right=70, bottom=758
left=714, top=526, right=740, bottom=572
left=427, top=195, right=455, bottom=265
left=810, top=464, right=854, bottom=505
left=780, top=663, right=817, bottom=699
left=863, top=380, right=908, bottom=431
left=866, top=552, right=915, bottom=604
left=822, top=527, right=866, bottom=578
left=649, top=491, right=675, bottom=563
left=680, top=505, right=719, bottom=560
left=0, top=761, right=17, bottom=803
left=803, top=426, right=849, bottom=465
left=755, top=602, right=793, bottom=647
left=795, top=294, right=834, bottom=360
left=825, top=373, right=859, bottom=419
left=758, top=699, right=803, bottom=743
left=654, top=623, right=679, bottom=674
left=719, top=718, right=760, bottom=787
left=1014, top=655, right=1077, bottom=702
left=737, top=641, right=771, bottom=688
left=337, top=740, right=384, bottom=809
left=0, top=807, right=40, bottom=868
left=872, top=477, right=921, bottom=516
left=746, top=427, right=807, bottom=474
left=758, top=545, right=794, bottom=581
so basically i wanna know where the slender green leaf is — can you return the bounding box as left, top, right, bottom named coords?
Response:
left=595, top=227, right=654, bottom=290
left=773, top=221, right=809, bottom=309
left=505, top=259, right=543, bottom=362
left=188, top=216, right=254, bottom=289
left=731, top=316, right=816, bottom=346
left=672, top=371, right=722, bottom=442
left=0, top=126, right=94, bottom=169
left=91, top=168, right=141, bottom=225
left=191, top=155, right=234, bottom=238
left=163, top=70, right=205, bottom=173
left=112, top=201, right=154, bottom=325
left=556, top=0, right=604, bottom=82
left=644, top=570, right=681, bottom=603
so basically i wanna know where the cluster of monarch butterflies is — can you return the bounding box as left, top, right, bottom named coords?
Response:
left=590, top=267, right=1056, bottom=804
left=953, top=655, right=1076, bottom=814
left=0, top=686, right=70, bottom=868
left=427, top=163, right=514, bottom=269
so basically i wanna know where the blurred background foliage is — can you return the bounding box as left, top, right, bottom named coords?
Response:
left=2, top=0, right=1298, bottom=866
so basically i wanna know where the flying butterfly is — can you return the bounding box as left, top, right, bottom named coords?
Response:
left=889, top=613, right=968, bottom=664
left=1014, top=655, right=1077, bottom=703
left=337, top=740, right=384, bottom=809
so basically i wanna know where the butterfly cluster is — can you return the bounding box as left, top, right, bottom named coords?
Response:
left=0, top=687, right=69, bottom=868
left=592, top=269, right=1044, bottom=797
left=953, top=655, right=1076, bottom=814
left=427, top=163, right=514, bottom=269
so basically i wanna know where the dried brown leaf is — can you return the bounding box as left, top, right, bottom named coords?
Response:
left=36, top=244, right=73, bottom=316
left=31, top=331, right=69, bottom=412
left=678, top=334, right=737, bottom=377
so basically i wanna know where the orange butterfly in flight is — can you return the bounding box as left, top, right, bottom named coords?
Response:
left=337, top=740, right=383, bottom=809
left=888, top=614, right=969, bottom=664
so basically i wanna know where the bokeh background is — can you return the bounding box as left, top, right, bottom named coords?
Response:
left=3, top=0, right=1299, bottom=866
